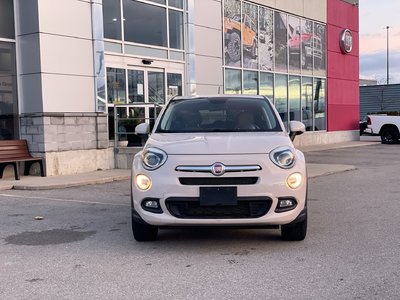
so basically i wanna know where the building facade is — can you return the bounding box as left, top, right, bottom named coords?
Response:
left=1, top=0, right=359, bottom=176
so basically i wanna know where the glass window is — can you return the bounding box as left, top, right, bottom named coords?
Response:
left=314, top=23, right=326, bottom=77
left=301, top=19, right=313, bottom=76
left=156, top=97, right=282, bottom=133
left=167, top=73, right=182, bottom=99
left=314, top=78, right=326, bottom=131
left=169, top=10, right=184, bottom=49
left=289, top=76, right=301, bottom=122
left=301, top=77, right=313, bottom=131
left=123, top=0, right=167, bottom=47
left=148, top=71, right=165, bottom=104
left=223, top=0, right=241, bottom=67
left=243, top=71, right=258, bottom=95
left=259, top=72, right=274, bottom=102
left=242, top=3, right=258, bottom=69
left=107, top=68, right=126, bottom=104
left=224, top=68, right=241, bottom=94
left=0, top=42, right=17, bottom=139
left=288, top=16, right=301, bottom=74
left=259, top=7, right=273, bottom=72
left=168, top=0, right=183, bottom=9
left=275, top=74, right=288, bottom=127
left=128, top=70, right=145, bottom=103
left=0, top=0, right=15, bottom=39
left=274, top=12, right=287, bottom=73
left=103, top=0, right=122, bottom=40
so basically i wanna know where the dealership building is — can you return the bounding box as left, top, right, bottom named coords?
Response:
left=0, top=0, right=359, bottom=176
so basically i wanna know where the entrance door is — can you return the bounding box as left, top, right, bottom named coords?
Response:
left=108, top=66, right=183, bottom=145
left=126, top=67, right=183, bottom=125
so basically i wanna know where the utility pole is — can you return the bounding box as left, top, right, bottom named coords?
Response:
left=386, top=26, right=390, bottom=85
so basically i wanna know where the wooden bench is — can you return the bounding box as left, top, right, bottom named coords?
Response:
left=0, top=140, right=45, bottom=180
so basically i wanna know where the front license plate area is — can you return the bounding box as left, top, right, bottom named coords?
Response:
left=199, top=187, right=237, bottom=206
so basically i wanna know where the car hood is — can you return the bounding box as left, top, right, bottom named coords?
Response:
left=145, top=132, right=293, bottom=155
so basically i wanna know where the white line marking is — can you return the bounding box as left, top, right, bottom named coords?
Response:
left=0, top=193, right=130, bottom=207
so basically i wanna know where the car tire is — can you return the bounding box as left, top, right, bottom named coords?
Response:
left=132, top=213, right=158, bottom=242
left=381, top=127, right=399, bottom=144
left=227, top=31, right=241, bottom=63
left=281, top=209, right=307, bottom=241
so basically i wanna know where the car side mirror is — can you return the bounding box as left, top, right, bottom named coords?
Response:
left=289, top=121, right=305, bottom=141
left=135, top=123, right=150, bottom=135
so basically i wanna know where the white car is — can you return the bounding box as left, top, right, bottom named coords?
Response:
left=131, top=95, right=307, bottom=241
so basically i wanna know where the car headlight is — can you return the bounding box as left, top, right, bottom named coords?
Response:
left=269, top=146, right=296, bottom=169
left=142, top=147, right=167, bottom=170
left=135, top=174, right=152, bottom=191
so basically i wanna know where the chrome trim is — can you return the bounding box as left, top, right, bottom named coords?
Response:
left=175, top=165, right=262, bottom=173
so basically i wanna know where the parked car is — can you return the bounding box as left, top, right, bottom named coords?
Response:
left=131, top=95, right=307, bottom=242
left=367, top=114, right=400, bottom=144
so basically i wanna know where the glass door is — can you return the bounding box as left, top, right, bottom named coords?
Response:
left=107, top=65, right=183, bottom=146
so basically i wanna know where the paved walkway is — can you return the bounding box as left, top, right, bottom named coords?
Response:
left=0, top=140, right=379, bottom=190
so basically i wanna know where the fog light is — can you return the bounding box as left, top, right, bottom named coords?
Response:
left=280, top=199, right=295, bottom=208
left=275, top=197, right=298, bottom=213
left=136, top=174, right=152, bottom=191
left=141, top=198, right=163, bottom=214
left=287, top=172, right=303, bottom=189
left=144, top=200, right=159, bottom=209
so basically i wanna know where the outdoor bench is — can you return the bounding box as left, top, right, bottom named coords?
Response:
left=0, top=140, right=45, bottom=180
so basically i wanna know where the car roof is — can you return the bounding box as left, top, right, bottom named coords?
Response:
left=171, top=95, right=267, bottom=102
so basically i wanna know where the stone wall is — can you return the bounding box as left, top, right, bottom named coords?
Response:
left=19, top=112, right=113, bottom=176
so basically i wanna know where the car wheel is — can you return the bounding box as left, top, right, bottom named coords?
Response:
left=281, top=209, right=307, bottom=241
left=381, top=127, right=399, bottom=144
left=131, top=212, right=158, bottom=242
left=227, top=31, right=241, bottom=63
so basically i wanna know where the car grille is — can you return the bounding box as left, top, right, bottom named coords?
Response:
left=165, top=197, right=272, bottom=219
left=179, top=177, right=259, bottom=186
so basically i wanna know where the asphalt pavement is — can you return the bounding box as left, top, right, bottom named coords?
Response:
left=1, top=140, right=399, bottom=299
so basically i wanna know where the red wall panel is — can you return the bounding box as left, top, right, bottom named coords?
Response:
left=327, top=105, right=359, bottom=131
left=327, top=0, right=359, bottom=31
left=328, top=78, right=359, bottom=105
left=327, top=51, right=359, bottom=80
left=327, top=0, right=359, bottom=132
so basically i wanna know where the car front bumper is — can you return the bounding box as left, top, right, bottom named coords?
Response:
left=131, top=152, right=307, bottom=227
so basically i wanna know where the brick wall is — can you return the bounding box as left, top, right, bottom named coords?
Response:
left=20, top=113, right=108, bottom=154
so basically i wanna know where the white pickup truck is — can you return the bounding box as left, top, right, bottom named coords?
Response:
left=367, top=115, right=400, bottom=144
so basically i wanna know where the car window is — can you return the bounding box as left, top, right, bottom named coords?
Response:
left=156, top=97, right=282, bottom=133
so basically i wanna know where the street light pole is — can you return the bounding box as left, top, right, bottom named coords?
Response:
left=386, top=26, right=390, bottom=85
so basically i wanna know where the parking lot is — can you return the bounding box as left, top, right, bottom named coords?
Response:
left=1, top=143, right=399, bottom=299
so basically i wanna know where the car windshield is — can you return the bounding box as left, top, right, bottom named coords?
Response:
left=156, top=97, right=282, bottom=133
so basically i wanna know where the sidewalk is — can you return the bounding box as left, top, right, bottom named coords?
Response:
left=0, top=140, right=378, bottom=191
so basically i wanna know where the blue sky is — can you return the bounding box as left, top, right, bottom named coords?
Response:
left=359, top=0, right=400, bottom=83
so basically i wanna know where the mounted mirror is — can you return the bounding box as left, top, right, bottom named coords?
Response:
left=289, top=121, right=305, bottom=141
left=135, top=123, right=150, bottom=135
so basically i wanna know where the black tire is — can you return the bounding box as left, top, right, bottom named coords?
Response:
left=281, top=210, right=307, bottom=241
left=132, top=213, right=158, bottom=242
left=381, top=127, right=399, bottom=144
left=227, top=31, right=241, bottom=63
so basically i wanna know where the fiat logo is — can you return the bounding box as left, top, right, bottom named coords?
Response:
left=340, top=29, right=353, bottom=54
left=211, top=162, right=225, bottom=176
